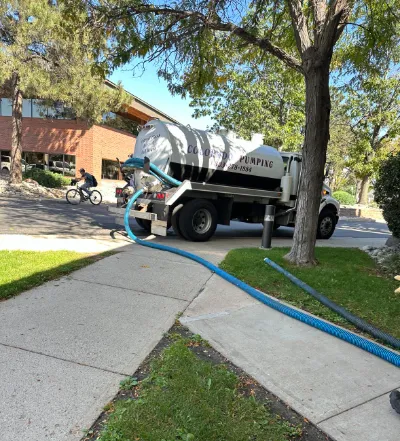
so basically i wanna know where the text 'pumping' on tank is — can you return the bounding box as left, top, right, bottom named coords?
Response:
left=187, top=145, right=274, bottom=168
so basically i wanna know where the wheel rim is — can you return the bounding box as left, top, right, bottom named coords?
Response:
left=67, top=190, right=81, bottom=205
left=320, top=216, right=333, bottom=236
left=192, top=208, right=212, bottom=234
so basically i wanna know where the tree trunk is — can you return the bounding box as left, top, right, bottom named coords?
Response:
left=10, top=72, right=23, bottom=184
left=285, top=61, right=331, bottom=266
left=358, top=175, right=370, bottom=205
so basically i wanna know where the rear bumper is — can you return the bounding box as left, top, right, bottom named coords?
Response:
left=108, top=206, right=158, bottom=221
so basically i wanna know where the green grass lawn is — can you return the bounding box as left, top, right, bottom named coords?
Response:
left=0, top=250, right=112, bottom=300
left=97, top=337, right=299, bottom=441
left=220, top=248, right=400, bottom=340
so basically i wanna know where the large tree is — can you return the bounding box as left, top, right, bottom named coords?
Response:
left=0, top=0, right=127, bottom=184
left=89, top=0, right=399, bottom=265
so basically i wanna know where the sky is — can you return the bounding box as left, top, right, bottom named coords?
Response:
left=109, top=63, right=214, bottom=130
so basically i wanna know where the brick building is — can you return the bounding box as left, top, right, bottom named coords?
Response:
left=0, top=80, right=177, bottom=182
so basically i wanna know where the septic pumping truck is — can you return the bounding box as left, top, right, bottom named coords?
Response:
left=109, top=119, right=340, bottom=242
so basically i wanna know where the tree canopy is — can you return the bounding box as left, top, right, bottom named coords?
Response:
left=0, top=0, right=127, bottom=122
left=0, top=0, right=130, bottom=183
left=190, top=58, right=305, bottom=150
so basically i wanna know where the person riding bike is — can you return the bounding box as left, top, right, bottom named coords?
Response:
left=76, top=168, right=94, bottom=197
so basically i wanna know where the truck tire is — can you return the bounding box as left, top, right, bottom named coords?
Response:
left=171, top=204, right=189, bottom=240
left=171, top=204, right=186, bottom=239
left=178, top=199, right=218, bottom=242
left=136, top=218, right=151, bottom=233
left=317, top=210, right=336, bottom=239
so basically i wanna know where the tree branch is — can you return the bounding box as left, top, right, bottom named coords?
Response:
left=287, top=0, right=311, bottom=54
left=112, top=4, right=304, bottom=74
left=320, top=0, right=352, bottom=52
left=309, top=0, right=327, bottom=40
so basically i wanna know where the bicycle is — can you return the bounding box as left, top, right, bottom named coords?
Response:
left=66, top=179, right=102, bottom=205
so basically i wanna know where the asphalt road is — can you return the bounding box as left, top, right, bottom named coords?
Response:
left=0, top=196, right=390, bottom=240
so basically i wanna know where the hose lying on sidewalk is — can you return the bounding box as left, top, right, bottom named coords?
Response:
left=264, top=258, right=400, bottom=350
left=123, top=158, right=400, bottom=368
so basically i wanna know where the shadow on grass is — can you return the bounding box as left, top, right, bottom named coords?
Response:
left=0, top=250, right=117, bottom=301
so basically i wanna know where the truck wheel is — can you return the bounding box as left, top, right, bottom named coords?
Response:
left=136, top=218, right=151, bottom=232
left=178, top=199, right=217, bottom=242
left=317, top=211, right=336, bottom=239
left=171, top=204, right=186, bottom=239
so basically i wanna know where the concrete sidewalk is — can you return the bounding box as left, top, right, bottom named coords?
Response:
left=1, top=242, right=399, bottom=441
left=0, top=246, right=212, bottom=441
left=181, top=276, right=400, bottom=441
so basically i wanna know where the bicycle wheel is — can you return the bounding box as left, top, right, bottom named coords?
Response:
left=89, top=190, right=102, bottom=205
left=66, top=189, right=81, bottom=205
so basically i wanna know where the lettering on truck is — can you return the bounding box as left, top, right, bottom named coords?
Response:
left=239, top=155, right=274, bottom=168
left=187, top=144, right=232, bottom=160
left=186, top=145, right=273, bottom=173
left=141, top=134, right=161, bottom=154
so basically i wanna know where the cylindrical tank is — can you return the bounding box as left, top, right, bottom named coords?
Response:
left=133, top=120, right=285, bottom=191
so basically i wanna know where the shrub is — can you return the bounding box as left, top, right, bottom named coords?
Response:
left=375, top=153, right=400, bottom=238
left=23, top=169, right=71, bottom=188
left=332, top=190, right=356, bottom=205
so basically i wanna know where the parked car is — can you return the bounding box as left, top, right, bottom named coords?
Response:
left=29, top=163, right=46, bottom=171
left=0, top=156, right=28, bottom=174
left=49, top=160, right=75, bottom=176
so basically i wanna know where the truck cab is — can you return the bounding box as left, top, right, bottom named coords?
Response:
left=277, top=152, right=339, bottom=237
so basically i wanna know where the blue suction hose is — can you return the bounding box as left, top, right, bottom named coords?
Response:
left=123, top=159, right=400, bottom=368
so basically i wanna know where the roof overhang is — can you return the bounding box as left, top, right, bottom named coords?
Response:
left=105, top=79, right=179, bottom=125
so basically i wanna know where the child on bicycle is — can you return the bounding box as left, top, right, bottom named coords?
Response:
left=76, top=168, right=94, bottom=197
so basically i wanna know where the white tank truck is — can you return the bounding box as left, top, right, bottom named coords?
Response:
left=110, top=119, right=340, bottom=242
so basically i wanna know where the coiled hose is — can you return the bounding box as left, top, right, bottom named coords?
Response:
left=123, top=159, right=400, bottom=368
left=265, top=258, right=400, bottom=350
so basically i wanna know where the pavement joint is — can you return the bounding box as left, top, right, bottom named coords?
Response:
left=0, top=341, right=128, bottom=377
left=120, top=249, right=202, bottom=267
left=180, top=311, right=231, bottom=323
left=69, top=277, right=191, bottom=303
left=181, top=273, right=215, bottom=315
left=316, top=386, right=400, bottom=425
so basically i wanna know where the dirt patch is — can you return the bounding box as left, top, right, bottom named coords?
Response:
left=82, top=324, right=333, bottom=441
left=0, top=175, right=66, bottom=199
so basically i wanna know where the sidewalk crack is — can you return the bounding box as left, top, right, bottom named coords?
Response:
left=0, top=342, right=128, bottom=376
left=70, top=277, right=190, bottom=303
left=316, top=386, right=400, bottom=425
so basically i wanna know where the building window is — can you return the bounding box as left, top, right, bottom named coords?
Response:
left=32, top=99, right=47, bottom=118
left=0, top=150, right=38, bottom=175
left=22, top=99, right=32, bottom=117
left=23, top=152, right=47, bottom=170
left=49, top=154, right=76, bottom=176
left=0, top=98, right=75, bottom=119
left=102, top=159, right=120, bottom=180
left=0, top=99, right=12, bottom=116
left=0, top=99, right=32, bottom=117
left=1, top=152, right=76, bottom=176
left=0, top=150, right=11, bottom=175
left=101, top=112, right=139, bottom=135
left=63, top=154, right=76, bottom=176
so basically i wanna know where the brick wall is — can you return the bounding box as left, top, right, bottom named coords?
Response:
left=92, top=125, right=136, bottom=180
left=0, top=116, right=136, bottom=179
left=0, top=116, right=90, bottom=154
